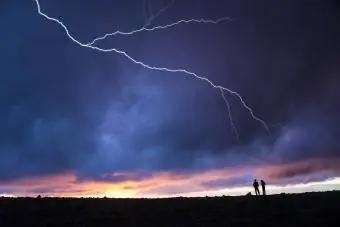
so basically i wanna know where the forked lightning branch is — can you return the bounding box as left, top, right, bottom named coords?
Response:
left=33, top=0, right=270, bottom=138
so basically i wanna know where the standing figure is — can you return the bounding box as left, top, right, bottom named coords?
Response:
left=253, top=179, right=260, bottom=195
left=261, top=180, right=266, bottom=195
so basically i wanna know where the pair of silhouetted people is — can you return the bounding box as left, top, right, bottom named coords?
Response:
left=253, top=179, right=266, bottom=195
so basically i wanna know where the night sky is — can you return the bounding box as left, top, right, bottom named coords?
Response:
left=1, top=0, right=340, bottom=197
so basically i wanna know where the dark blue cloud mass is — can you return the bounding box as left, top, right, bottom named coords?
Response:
left=1, top=0, right=340, bottom=185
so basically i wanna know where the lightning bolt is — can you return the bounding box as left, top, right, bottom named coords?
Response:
left=34, top=0, right=270, bottom=136
left=87, top=17, right=233, bottom=46
left=143, top=0, right=148, bottom=24
left=220, top=88, right=240, bottom=143
left=144, top=0, right=175, bottom=27
left=148, top=0, right=154, bottom=22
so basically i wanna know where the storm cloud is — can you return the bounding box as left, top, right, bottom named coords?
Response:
left=1, top=0, right=340, bottom=194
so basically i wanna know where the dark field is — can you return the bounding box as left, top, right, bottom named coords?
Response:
left=1, top=191, right=340, bottom=227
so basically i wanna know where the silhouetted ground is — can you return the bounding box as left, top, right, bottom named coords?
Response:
left=1, top=191, right=340, bottom=227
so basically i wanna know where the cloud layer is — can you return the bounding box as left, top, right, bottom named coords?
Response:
left=1, top=0, right=340, bottom=196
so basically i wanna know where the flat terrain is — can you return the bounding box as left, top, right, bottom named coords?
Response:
left=1, top=191, right=340, bottom=227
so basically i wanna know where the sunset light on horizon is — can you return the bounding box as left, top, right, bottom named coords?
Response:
left=1, top=0, right=340, bottom=199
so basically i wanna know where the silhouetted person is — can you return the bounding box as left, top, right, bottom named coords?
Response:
left=261, top=180, right=266, bottom=195
left=253, top=179, right=260, bottom=195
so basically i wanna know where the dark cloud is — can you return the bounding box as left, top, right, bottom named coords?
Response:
left=268, top=158, right=340, bottom=180
left=201, top=173, right=253, bottom=189
left=28, top=185, right=71, bottom=195
left=275, top=166, right=315, bottom=179
left=77, top=171, right=154, bottom=183
left=1, top=0, right=340, bottom=189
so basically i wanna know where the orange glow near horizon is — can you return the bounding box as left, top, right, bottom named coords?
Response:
left=1, top=157, right=340, bottom=198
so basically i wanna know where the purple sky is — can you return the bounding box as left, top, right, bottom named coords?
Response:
left=0, top=0, right=340, bottom=197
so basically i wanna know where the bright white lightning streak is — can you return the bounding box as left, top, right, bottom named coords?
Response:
left=220, top=88, right=240, bottom=143
left=87, top=16, right=233, bottom=46
left=34, top=0, right=270, bottom=134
